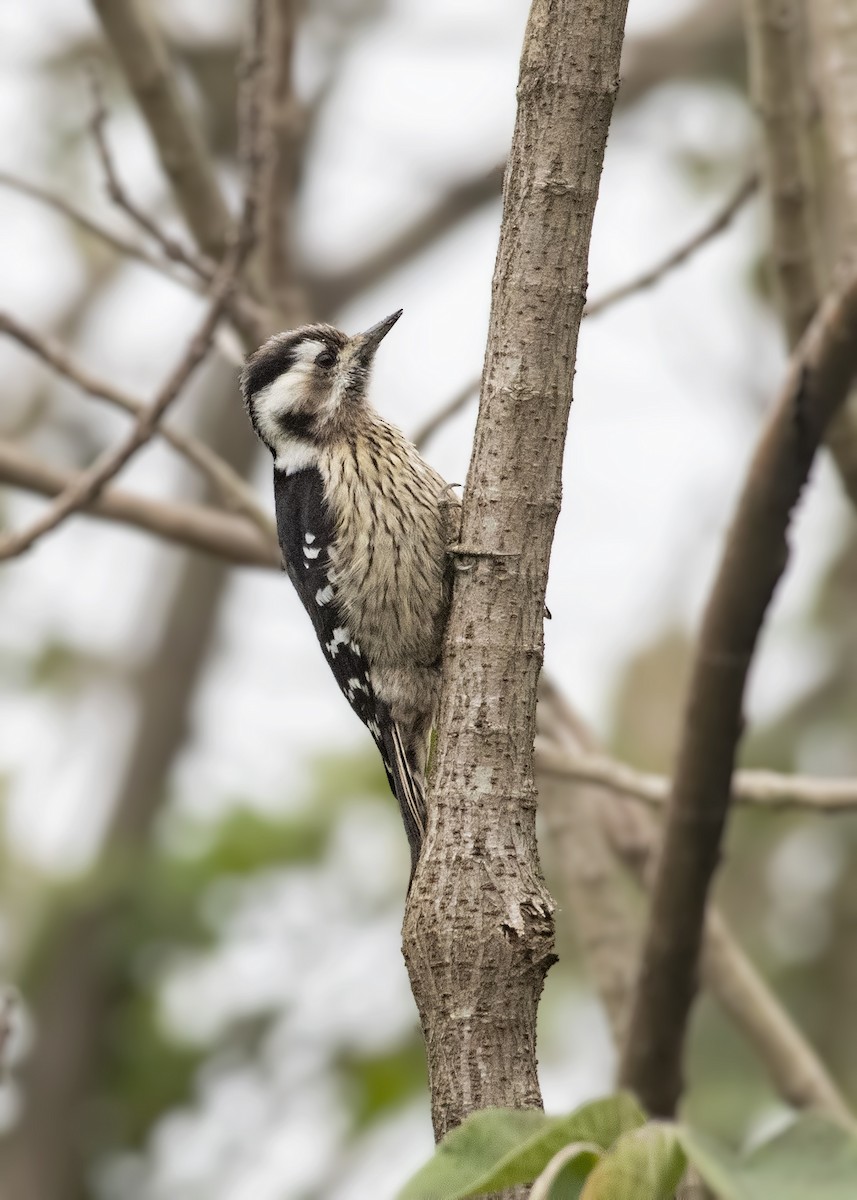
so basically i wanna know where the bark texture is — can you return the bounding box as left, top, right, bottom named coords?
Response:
left=621, top=268, right=857, bottom=1118
left=402, top=0, right=629, bottom=1142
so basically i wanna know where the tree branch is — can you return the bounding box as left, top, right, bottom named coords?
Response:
left=0, top=169, right=197, bottom=290
left=536, top=742, right=857, bottom=813
left=90, top=0, right=233, bottom=264
left=806, top=0, right=857, bottom=507
left=258, top=0, right=301, bottom=308
left=409, top=172, right=758, bottom=453
left=585, top=171, right=759, bottom=317
left=0, top=310, right=276, bottom=540
left=402, top=0, right=629, bottom=1146
left=0, top=440, right=277, bottom=569
left=0, top=246, right=246, bottom=560
left=539, top=682, right=856, bottom=1128
left=746, top=0, right=857, bottom=509
left=621, top=266, right=857, bottom=1118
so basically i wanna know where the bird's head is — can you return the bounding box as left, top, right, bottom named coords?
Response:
left=240, top=309, right=402, bottom=466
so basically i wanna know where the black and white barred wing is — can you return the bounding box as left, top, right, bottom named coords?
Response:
left=273, top=467, right=426, bottom=858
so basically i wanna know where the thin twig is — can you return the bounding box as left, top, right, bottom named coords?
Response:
left=0, top=169, right=197, bottom=289
left=0, top=37, right=266, bottom=564
left=0, top=310, right=276, bottom=540
left=584, top=171, right=759, bottom=317
left=413, top=174, right=758, bottom=452
left=539, top=679, right=856, bottom=1129
left=621, top=265, right=857, bottom=1119
left=90, top=0, right=233, bottom=264
left=89, top=72, right=216, bottom=284
left=0, top=440, right=278, bottom=569
left=0, top=254, right=243, bottom=560
left=536, top=741, right=857, bottom=813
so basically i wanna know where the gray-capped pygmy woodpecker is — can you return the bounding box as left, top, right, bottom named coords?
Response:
left=241, top=310, right=457, bottom=876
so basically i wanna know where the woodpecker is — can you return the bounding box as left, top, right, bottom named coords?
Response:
left=241, top=310, right=456, bottom=875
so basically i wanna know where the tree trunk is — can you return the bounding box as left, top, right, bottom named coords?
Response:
left=402, top=0, right=629, bottom=1148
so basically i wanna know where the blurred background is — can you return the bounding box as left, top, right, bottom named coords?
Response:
left=1, top=0, right=856, bottom=1197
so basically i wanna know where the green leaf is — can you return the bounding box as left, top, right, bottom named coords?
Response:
left=529, top=1143, right=603, bottom=1200
left=397, top=1094, right=645, bottom=1200
left=679, top=1114, right=857, bottom=1200
left=581, top=1124, right=686, bottom=1200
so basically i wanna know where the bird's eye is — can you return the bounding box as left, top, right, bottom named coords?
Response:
left=316, top=348, right=336, bottom=369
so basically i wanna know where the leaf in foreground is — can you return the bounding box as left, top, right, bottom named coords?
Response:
left=581, top=1124, right=686, bottom=1199
left=529, top=1143, right=603, bottom=1200
left=397, top=1093, right=644, bottom=1200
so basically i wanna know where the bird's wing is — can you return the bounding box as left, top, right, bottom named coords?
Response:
left=273, top=466, right=426, bottom=860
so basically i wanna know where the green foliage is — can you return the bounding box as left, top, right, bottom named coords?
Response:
left=679, top=1114, right=857, bottom=1200
left=399, top=1099, right=857, bottom=1200
left=529, top=1144, right=603, bottom=1200
left=397, top=1094, right=645, bottom=1200
left=580, top=1125, right=686, bottom=1200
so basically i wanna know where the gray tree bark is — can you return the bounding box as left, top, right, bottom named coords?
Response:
left=402, top=0, right=629, bottom=1146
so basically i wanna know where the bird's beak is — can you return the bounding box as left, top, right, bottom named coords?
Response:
left=354, top=309, right=403, bottom=365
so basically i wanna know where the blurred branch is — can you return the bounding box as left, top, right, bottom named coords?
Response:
left=701, top=911, right=857, bottom=1124
left=307, top=162, right=507, bottom=315
left=0, top=168, right=195, bottom=289
left=746, top=0, right=857, bottom=509
left=0, top=5, right=267, bottom=561
left=536, top=742, right=857, bottom=813
left=619, top=0, right=744, bottom=107
left=411, top=173, right=757, bottom=451
left=745, top=0, right=818, bottom=345
left=0, top=239, right=249, bottom=561
left=585, top=171, right=759, bottom=316
left=89, top=73, right=214, bottom=284
left=621, top=266, right=857, bottom=1118
left=0, top=310, right=276, bottom=538
left=90, top=0, right=233, bottom=264
left=806, top=0, right=857, bottom=507
left=536, top=681, right=643, bottom=1048
left=258, top=0, right=301, bottom=307
left=0, top=439, right=277, bottom=568
left=808, top=0, right=857, bottom=250
left=538, top=682, right=856, bottom=1128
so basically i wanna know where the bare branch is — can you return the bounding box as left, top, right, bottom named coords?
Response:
left=702, top=911, right=857, bottom=1126
left=540, top=682, right=856, bottom=1128
left=585, top=171, right=759, bottom=317
left=0, top=169, right=197, bottom=290
left=89, top=73, right=215, bottom=284
left=90, top=0, right=233, bottom=264
left=0, top=309, right=276, bottom=540
left=621, top=266, right=857, bottom=1118
left=0, top=440, right=278, bottom=569
left=746, top=0, right=857, bottom=509
left=411, top=174, right=757, bottom=451
left=0, top=191, right=257, bottom=562
left=536, top=741, right=857, bottom=813
left=258, top=0, right=301, bottom=306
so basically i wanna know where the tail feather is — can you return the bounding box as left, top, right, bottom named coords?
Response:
left=380, top=722, right=427, bottom=877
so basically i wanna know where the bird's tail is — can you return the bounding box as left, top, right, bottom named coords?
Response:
left=380, top=722, right=427, bottom=879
